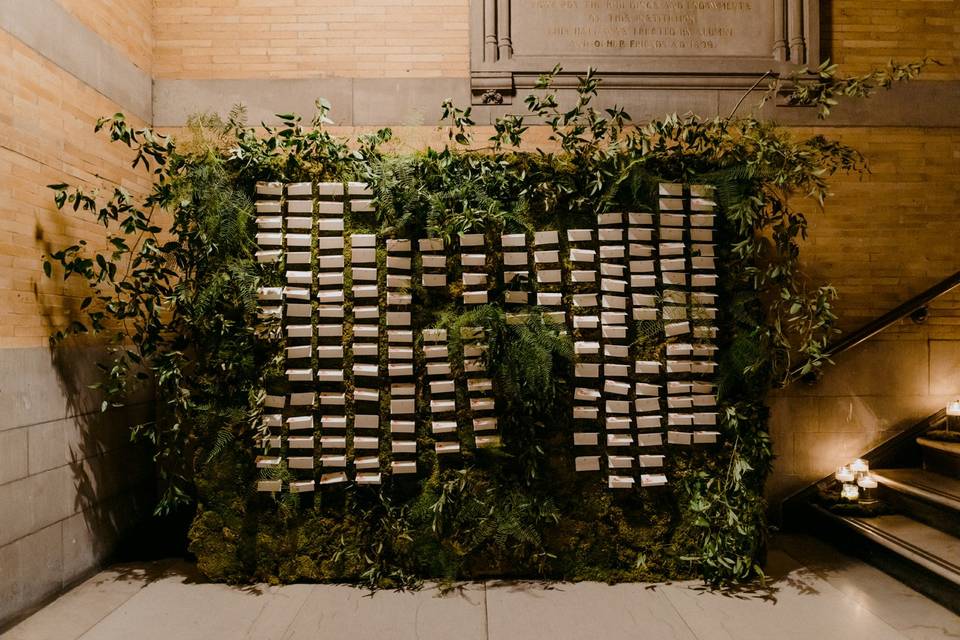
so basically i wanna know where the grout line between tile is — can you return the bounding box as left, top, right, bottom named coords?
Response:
left=482, top=581, right=490, bottom=640
left=657, top=585, right=709, bottom=640
left=73, top=571, right=155, bottom=640
left=275, top=584, right=319, bottom=640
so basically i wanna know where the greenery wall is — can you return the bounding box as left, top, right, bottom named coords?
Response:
left=43, top=64, right=928, bottom=586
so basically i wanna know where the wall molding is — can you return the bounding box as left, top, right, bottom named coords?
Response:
left=153, top=77, right=960, bottom=129
left=0, top=0, right=152, bottom=122
left=468, top=0, right=820, bottom=105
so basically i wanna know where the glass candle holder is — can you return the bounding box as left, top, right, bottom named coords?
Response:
left=835, top=466, right=854, bottom=483
left=841, top=483, right=860, bottom=501
left=850, top=458, right=869, bottom=481
left=857, top=475, right=878, bottom=505
left=946, top=400, right=960, bottom=417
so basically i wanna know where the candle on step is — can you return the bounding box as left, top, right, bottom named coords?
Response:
left=857, top=475, right=878, bottom=505
left=835, top=466, right=854, bottom=483
left=850, top=458, right=868, bottom=472
left=841, top=483, right=860, bottom=501
left=850, top=458, right=869, bottom=480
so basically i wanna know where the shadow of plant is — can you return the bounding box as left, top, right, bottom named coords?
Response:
left=34, top=218, right=160, bottom=572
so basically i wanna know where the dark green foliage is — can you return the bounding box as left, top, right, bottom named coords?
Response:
left=442, top=306, right=573, bottom=483
left=42, top=64, right=925, bottom=586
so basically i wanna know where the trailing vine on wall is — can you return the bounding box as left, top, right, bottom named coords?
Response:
left=42, top=62, right=929, bottom=586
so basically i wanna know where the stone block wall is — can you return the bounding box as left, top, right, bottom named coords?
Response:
left=0, top=348, right=153, bottom=627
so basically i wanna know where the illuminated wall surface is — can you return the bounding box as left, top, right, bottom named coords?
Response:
left=252, top=181, right=720, bottom=493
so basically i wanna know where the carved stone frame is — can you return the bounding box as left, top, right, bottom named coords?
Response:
left=469, top=0, right=821, bottom=105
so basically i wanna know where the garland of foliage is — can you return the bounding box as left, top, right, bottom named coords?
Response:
left=43, top=61, right=929, bottom=586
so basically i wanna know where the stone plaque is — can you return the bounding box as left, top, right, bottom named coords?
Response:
left=470, top=0, right=819, bottom=104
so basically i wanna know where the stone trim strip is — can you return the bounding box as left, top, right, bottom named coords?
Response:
left=153, top=77, right=960, bottom=129
left=0, top=0, right=152, bottom=121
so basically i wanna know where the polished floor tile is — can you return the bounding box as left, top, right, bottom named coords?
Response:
left=2, top=535, right=957, bottom=640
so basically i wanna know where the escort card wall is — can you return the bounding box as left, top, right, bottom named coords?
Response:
left=252, top=181, right=720, bottom=494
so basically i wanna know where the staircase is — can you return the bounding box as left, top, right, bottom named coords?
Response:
left=785, top=411, right=960, bottom=614
left=782, top=271, right=960, bottom=615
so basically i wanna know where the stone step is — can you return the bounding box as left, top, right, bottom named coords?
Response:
left=811, top=505, right=960, bottom=614
left=873, top=468, right=960, bottom=538
left=917, top=437, right=960, bottom=478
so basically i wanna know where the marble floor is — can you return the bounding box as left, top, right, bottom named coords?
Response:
left=2, top=534, right=957, bottom=640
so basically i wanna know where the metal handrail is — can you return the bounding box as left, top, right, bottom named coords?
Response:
left=788, top=270, right=960, bottom=384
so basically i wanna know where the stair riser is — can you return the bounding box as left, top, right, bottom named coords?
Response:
left=921, top=448, right=960, bottom=479
left=799, top=504, right=960, bottom=615
left=879, top=487, right=960, bottom=538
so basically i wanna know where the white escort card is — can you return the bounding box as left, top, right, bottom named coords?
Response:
left=503, top=252, right=528, bottom=266
left=257, top=216, right=282, bottom=229
left=255, top=181, right=283, bottom=196
left=597, top=213, right=623, bottom=225
left=422, top=255, right=446, bottom=268
left=351, top=200, right=374, bottom=213
left=575, top=456, right=601, bottom=472
left=534, top=230, right=559, bottom=245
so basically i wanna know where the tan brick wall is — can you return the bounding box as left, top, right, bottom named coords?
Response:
left=0, top=30, right=152, bottom=349
left=793, top=126, right=960, bottom=336
left=56, top=0, right=154, bottom=73
left=152, top=0, right=960, bottom=80
left=153, top=0, right=470, bottom=79
left=829, top=0, right=960, bottom=80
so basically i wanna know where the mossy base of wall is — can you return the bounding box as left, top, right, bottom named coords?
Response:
left=188, top=446, right=735, bottom=586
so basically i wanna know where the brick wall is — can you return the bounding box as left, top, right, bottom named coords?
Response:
left=0, top=31, right=153, bottom=349
left=153, top=0, right=470, bottom=79
left=828, top=0, right=960, bottom=79
left=796, top=126, right=960, bottom=335
left=56, top=0, right=153, bottom=73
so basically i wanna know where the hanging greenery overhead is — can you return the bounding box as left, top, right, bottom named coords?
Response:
left=42, top=62, right=930, bottom=587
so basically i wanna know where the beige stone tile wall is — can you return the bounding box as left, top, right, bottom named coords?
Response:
left=768, top=337, right=960, bottom=507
